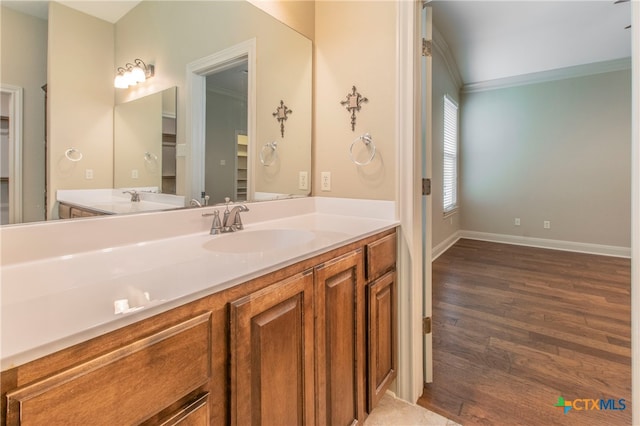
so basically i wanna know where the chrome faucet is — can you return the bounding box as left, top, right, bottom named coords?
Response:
left=123, top=190, right=140, bottom=202
left=222, top=197, right=249, bottom=232
left=202, top=198, right=249, bottom=235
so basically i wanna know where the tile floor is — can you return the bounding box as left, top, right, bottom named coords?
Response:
left=365, top=393, right=461, bottom=426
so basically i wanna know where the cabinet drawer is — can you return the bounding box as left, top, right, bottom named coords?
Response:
left=6, top=313, right=212, bottom=426
left=159, top=393, right=210, bottom=426
left=366, top=232, right=397, bottom=281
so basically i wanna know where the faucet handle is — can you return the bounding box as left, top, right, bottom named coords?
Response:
left=202, top=210, right=223, bottom=234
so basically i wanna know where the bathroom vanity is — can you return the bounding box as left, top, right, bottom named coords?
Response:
left=0, top=198, right=398, bottom=425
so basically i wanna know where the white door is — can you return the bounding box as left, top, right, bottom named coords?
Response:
left=422, top=3, right=434, bottom=384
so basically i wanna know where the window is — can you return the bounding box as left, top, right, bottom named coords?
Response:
left=443, top=95, right=458, bottom=214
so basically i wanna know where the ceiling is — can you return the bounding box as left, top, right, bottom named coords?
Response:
left=2, top=1, right=140, bottom=23
left=4, top=0, right=632, bottom=86
left=431, top=0, right=632, bottom=85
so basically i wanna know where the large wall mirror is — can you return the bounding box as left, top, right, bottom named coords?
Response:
left=0, top=0, right=312, bottom=225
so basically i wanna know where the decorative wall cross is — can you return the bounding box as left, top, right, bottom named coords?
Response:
left=340, top=86, right=368, bottom=131
left=272, top=100, right=292, bottom=138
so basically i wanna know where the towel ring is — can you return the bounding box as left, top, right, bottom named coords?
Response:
left=349, top=133, right=376, bottom=166
left=144, top=152, right=158, bottom=162
left=64, top=148, right=83, bottom=162
left=260, top=141, right=278, bottom=166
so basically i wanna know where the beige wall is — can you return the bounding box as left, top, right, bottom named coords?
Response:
left=314, top=0, right=397, bottom=200
left=48, top=2, right=114, bottom=217
left=114, top=91, right=163, bottom=188
left=247, top=0, right=315, bottom=40
left=460, top=69, right=632, bottom=247
left=0, top=6, right=47, bottom=222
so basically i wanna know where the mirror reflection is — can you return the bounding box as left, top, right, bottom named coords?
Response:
left=0, top=0, right=312, bottom=225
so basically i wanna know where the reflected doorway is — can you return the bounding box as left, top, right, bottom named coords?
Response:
left=187, top=39, right=255, bottom=206
left=205, top=63, right=248, bottom=204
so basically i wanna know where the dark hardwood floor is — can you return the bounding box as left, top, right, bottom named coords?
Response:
left=417, top=239, right=631, bottom=426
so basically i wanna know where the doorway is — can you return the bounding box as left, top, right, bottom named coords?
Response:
left=186, top=39, right=255, bottom=205
left=0, top=85, right=23, bottom=224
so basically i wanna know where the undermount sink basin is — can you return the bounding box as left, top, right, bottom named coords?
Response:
left=202, top=229, right=316, bottom=254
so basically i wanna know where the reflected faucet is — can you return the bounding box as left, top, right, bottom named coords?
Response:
left=123, top=190, right=140, bottom=202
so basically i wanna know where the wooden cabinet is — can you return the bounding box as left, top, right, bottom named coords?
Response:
left=5, top=313, right=211, bottom=425
left=367, top=271, right=397, bottom=410
left=365, top=233, right=398, bottom=412
left=315, top=249, right=366, bottom=425
left=1, top=228, right=397, bottom=425
left=58, top=202, right=107, bottom=219
left=229, top=270, right=316, bottom=426
left=156, top=393, right=210, bottom=426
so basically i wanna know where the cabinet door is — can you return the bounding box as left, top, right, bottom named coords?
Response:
left=230, top=270, right=315, bottom=426
left=367, top=270, right=397, bottom=411
left=315, top=249, right=366, bottom=426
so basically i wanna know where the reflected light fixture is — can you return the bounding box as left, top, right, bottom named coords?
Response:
left=114, top=59, right=155, bottom=89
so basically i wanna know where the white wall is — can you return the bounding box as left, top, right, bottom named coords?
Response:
left=0, top=6, right=47, bottom=222
left=460, top=69, right=632, bottom=249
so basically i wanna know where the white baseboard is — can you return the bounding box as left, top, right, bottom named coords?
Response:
left=431, top=230, right=631, bottom=260
left=459, top=230, right=631, bottom=258
left=432, top=231, right=462, bottom=261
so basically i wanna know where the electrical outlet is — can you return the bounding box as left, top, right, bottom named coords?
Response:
left=85, top=169, right=94, bottom=180
left=515, top=218, right=521, bottom=226
left=131, top=169, right=139, bottom=179
left=298, top=171, right=309, bottom=191
left=544, top=220, right=551, bottom=229
left=321, top=172, right=331, bottom=191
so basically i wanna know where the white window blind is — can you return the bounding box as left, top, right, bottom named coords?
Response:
left=443, top=95, right=458, bottom=213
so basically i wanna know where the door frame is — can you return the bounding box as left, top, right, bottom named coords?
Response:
left=395, top=0, right=426, bottom=404
left=186, top=39, right=256, bottom=203
left=1, top=84, right=23, bottom=224
left=631, top=3, right=639, bottom=425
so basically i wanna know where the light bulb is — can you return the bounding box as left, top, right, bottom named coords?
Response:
left=114, top=73, right=128, bottom=89
left=124, top=71, right=137, bottom=86
left=130, top=65, right=146, bottom=83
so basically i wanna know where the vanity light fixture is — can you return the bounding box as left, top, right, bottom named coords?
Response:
left=114, top=59, right=155, bottom=89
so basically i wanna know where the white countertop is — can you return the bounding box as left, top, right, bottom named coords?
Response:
left=0, top=197, right=398, bottom=370
left=57, top=188, right=185, bottom=215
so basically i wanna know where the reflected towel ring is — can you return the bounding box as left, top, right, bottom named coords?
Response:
left=64, top=148, right=83, bottom=162
left=260, top=141, right=278, bottom=166
left=349, top=133, right=376, bottom=166
left=144, top=152, right=158, bottom=162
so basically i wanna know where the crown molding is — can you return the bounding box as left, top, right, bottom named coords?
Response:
left=462, top=57, right=632, bottom=94
left=432, top=25, right=463, bottom=90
